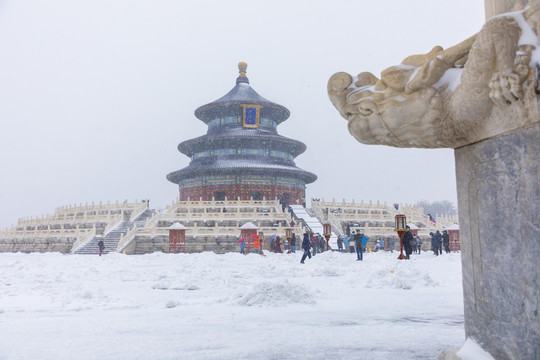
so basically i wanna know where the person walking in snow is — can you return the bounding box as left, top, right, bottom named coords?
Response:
left=433, top=230, right=443, bottom=256
left=311, top=236, right=317, bottom=256
left=416, top=235, right=422, bottom=254
left=275, top=236, right=283, bottom=253
left=374, top=238, right=381, bottom=252
left=318, top=235, right=325, bottom=253
left=239, top=237, right=246, bottom=255
left=411, top=234, right=418, bottom=254
left=290, top=233, right=296, bottom=253
left=354, top=231, right=363, bottom=261
left=98, top=237, right=105, bottom=256
left=389, top=235, right=395, bottom=253
left=343, top=235, right=350, bottom=253
left=350, top=231, right=356, bottom=253
left=300, top=232, right=312, bottom=263
left=269, top=235, right=276, bottom=253
left=337, top=236, right=344, bottom=252
left=442, top=230, right=450, bottom=254
left=402, top=226, right=414, bottom=259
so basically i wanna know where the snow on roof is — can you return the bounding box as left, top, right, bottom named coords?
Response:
left=168, top=222, right=187, bottom=230
left=446, top=223, right=459, bottom=230
left=239, top=221, right=258, bottom=229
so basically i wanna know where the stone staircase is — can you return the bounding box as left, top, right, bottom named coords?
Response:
left=290, top=205, right=338, bottom=249
left=73, top=209, right=154, bottom=255
left=131, top=209, right=154, bottom=228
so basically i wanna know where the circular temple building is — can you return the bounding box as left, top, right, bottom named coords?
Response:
left=167, top=62, right=317, bottom=207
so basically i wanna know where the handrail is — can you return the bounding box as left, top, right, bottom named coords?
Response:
left=15, top=200, right=145, bottom=226
left=116, top=224, right=139, bottom=252
left=70, top=212, right=124, bottom=253
left=70, top=225, right=98, bottom=253
left=54, top=200, right=141, bottom=214
left=103, top=213, right=125, bottom=235
left=166, top=198, right=282, bottom=213
left=326, top=211, right=344, bottom=236
left=305, top=205, right=343, bottom=237
left=144, top=211, right=160, bottom=228
left=0, top=225, right=94, bottom=238
left=129, top=202, right=148, bottom=221
left=311, top=199, right=457, bottom=233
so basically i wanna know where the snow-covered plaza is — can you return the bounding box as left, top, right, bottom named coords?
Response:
left=0, top=250, right=467, bottom=360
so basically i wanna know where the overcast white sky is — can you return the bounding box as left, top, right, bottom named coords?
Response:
left=0, top=0, right=486, bottom=229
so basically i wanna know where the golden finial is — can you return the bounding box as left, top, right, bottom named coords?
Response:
left=238, top=62, right=248, bottom=77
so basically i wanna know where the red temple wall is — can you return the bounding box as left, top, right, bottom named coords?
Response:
left=179, top=184, right=305, bottom=204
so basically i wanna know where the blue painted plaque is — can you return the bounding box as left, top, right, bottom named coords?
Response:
left=245, top=108, right=257, bottom=125
left=242, top=104, right=260, bottom=128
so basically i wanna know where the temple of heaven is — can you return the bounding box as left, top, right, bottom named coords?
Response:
left=167, top=62, right=317, bottom=207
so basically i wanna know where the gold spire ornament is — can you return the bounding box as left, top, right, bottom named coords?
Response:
left=238, top=62, right=247, bottom=77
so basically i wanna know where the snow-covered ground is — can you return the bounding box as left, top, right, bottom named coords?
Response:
left=0, top=250, right=469, bottom=360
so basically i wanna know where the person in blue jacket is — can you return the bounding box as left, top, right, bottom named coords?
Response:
left=290, top=233, right=296, bottom=253
left=239, top=237, right=246, bottom=255
left=300, top=232, right=312, bottom=263
left=362, top=234, right=368, bottom=253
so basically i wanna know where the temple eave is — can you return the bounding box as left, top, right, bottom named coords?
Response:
left=177, top=135, right=307, bottom=157
left=167, top=167, right=317, bottom=186
left=195, top=102, right=290, bottom=123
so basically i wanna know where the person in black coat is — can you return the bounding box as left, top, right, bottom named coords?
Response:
left=337, top=236, right=344, bottom=252
left=402, top=226, right=414, bottom=259
left=442, top=230, right=450, bottom=253
left=354, top=232, right=363, bottom=261
left=300, top=232, right=312, bottom=263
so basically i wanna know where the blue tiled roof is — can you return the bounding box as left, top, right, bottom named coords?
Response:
left=194, top=77, right=290, bottom=123
left=177, top=128, right=307, bottom=157
left=167, top=158, right=317, bottom=184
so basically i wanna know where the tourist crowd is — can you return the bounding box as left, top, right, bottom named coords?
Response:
left=237, top=227, right=454, bottom=262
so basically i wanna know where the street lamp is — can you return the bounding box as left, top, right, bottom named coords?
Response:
left=323, top=222, right=332, bottom=251
left=394, top=214, right=407, bottom=260
left=285, top=227, right=293, bottom=253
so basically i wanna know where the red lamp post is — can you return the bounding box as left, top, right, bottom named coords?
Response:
left=258, top=231, right=265, bottom=253
left=394, top=214, right=407, bottom=260
left=323, top=222, right=331, bottom=251
left=285, top=227, right=293, bottom=253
